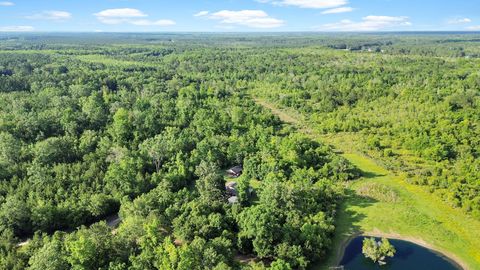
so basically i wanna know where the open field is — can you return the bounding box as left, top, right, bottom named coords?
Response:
left=253, top=97, right=480, bottom=270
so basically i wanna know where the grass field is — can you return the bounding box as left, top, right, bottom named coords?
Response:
left=253, top=97, right=480, bottom=270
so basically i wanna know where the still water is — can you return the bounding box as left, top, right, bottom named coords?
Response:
left=339, top=236, right=461, bottom=270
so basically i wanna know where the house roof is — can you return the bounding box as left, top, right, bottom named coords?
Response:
left=226, top=181, right=237, bottom=188
left=228, top=196, right=239, bottom=204
left=227, top=165, right=243, bottom=174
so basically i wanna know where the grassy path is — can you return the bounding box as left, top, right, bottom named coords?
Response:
left=254, top=98, right=480, bottom=270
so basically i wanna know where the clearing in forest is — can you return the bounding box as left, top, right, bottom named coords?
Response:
left=253, top=97, right=480, bottom=270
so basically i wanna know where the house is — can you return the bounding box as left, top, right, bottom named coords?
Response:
left=228, top=196, right=239, bottom=204
left=224, top=182, right=254, bottom=204
left=225, top=181, right=237, bottom=196
left=226, top=165, right=243, bottom=177
left=225, top=181, right=239, bottom=204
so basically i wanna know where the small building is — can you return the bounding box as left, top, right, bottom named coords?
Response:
left=225, top=181, right=237, bottom=196
left=228, top=196, right=239, bottom=204
left=226, top=165, right=243, bottom=178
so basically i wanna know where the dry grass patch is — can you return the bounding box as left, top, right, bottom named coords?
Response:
left=357, top=183, right=400, bottom=203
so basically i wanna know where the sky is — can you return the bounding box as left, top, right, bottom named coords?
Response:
left=0, top=0, right=480, bottom=32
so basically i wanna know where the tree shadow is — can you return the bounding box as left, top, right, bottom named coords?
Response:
left=360, top=169, right=385, bottom=179
left=310, top=188, right=378, bottom=269
left=344, top=188, right=378, bottom=207
left=338, top=188, right=378, bottom=234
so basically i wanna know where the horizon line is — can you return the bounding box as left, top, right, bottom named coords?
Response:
left=1, top=30, right=480, bottom=34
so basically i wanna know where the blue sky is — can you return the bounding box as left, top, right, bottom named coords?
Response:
left=0, top=0, right=479, bottom=32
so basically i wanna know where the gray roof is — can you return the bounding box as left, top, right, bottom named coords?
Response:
left=225, top=181, right=237, bottom=188
left=228, top=196, right=239, bottom=204
left=227, top=165, right=243, bottom=174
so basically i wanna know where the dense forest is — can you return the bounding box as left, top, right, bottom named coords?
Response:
left=250, top=39, right=480, bottom=219
left=0, top=34, right=361, bottom=270
left=0, top=33, right=478, bottom=269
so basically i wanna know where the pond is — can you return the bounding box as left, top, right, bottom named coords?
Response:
left=339, top=236, right=462, bottom=270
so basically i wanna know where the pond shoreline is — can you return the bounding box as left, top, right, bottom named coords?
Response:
left=333, top=231, right=467, bottom=270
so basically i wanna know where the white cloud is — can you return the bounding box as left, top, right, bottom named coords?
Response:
left=194, top=11, right=209, bottom=17
left=26, top=10, right=72, bottom=20
left=322, top=6, right=353, bottom=14
left=0, top=1, right=14, bottom=6
left=95, top=8, right=147, bottom=19
left=319, top=15, right=411, bottom=31
left=448, top=18, right=471, bottom=24
left=196, top=10, right=284, bottom=29
left=94, top=8, right=175, bottom=27
left=0, top=25, right=34, bottom=32
left=259, top=0, right=347, bottom=9
left=466, top=25, right=480, bottom=31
